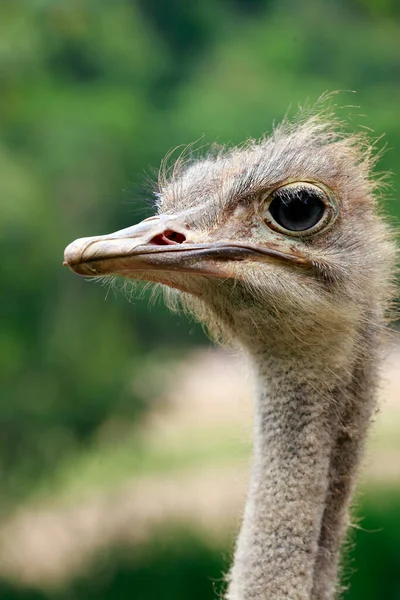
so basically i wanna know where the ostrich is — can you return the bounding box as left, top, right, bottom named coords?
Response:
left=64, top=112, right=396, bottom=600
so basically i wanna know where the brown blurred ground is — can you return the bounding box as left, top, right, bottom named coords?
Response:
left=1, top=344, right=399, bottom=589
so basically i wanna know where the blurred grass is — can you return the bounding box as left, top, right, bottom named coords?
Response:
left=0, top=349, right=399, bottom=599
left=0, top=530, right=229, bottom=600
left=30, top=397, right=400, bottom=506
left=28, top=344, right=400, bottom=505
left=32, top=423, right=251, bottom=504
left=0, top=495, right=400, bottom=600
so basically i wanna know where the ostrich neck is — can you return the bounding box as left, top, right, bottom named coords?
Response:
left=227, top=328, right=378, bottom=600
left=310, top=324, right=379, bottom=600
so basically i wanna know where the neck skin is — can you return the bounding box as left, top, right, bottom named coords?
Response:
left=227, top=325, right=378, bottom=600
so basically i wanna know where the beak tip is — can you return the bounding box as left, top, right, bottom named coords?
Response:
left=64, top=237, right=90, bottom=267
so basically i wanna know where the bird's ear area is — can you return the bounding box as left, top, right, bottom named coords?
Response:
left=63, top=212, right=314, bottom=285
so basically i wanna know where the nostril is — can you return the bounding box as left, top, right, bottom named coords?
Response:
left=166, top=230, right=186, bottom=243
left=150, top=229, right=186, bottom=246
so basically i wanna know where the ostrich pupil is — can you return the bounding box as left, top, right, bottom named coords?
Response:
left=269, top=187, right=326, bottom=231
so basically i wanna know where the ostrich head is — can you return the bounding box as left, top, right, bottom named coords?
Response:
left=64, top=116, right=394, bottom=362
left=64, top=112, right=397, bottom=600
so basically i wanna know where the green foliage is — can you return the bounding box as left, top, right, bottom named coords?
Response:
left=344, top=488, right=400, bottom=599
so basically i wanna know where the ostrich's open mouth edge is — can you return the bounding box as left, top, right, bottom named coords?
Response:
left=64, top=241, right=311, bottom=279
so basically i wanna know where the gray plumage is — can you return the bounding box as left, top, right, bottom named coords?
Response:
left=64, top=108, right=397, bottom=600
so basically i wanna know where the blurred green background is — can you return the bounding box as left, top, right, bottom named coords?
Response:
left=1, top=0, right=400, bottom=598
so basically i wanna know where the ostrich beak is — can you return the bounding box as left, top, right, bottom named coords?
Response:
left=64, top=215, right=309, bottom=281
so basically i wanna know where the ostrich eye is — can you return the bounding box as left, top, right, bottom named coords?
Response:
left=264, top=183, right=331, bottom=235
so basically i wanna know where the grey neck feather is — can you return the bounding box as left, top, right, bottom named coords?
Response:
left=227, top=322, right=379, bottom=600
left=310, top=322, right=379, bottom=600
